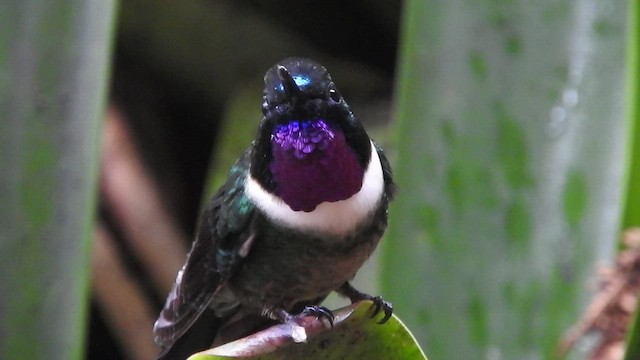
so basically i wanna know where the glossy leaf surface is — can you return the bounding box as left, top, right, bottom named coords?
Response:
left=382, top=1, right=627, bottom=358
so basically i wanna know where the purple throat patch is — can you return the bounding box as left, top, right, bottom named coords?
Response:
left=272, top=119, right=335, bottom=159
left=270, top=119, right=364, bottom=212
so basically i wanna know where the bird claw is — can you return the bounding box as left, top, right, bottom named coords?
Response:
left=299, top=305, right=335, bottom=327
left=368, top=296, right=393, bottom=324
left=337, top=283, right=393, bottom=324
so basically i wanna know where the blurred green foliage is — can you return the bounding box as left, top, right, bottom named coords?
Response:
left=5, top=0, right=640, bottom=358
left=0, top=1, right=117, bottom=359
left=623, top=1, right=640, bottom=359
left=382, top=0, right=629, bottom=359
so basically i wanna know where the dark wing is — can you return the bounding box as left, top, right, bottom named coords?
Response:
left=153, top=148, right=256, bottom=352
left=374, top=142, right=396, bottom=200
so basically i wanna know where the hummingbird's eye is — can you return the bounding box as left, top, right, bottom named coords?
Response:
left=262, top=100, right=269, bottom=115
left=329, top=88, right=341, bottom=103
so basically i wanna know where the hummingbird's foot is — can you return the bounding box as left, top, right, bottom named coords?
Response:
left=298, top=305, right=335, bottom=327
left=338, top=282, right=393, bottom=324
left=266, top=305, right=334, bottom=327
left=367, top=296, right=393, bottom=324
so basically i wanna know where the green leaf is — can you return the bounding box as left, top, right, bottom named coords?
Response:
left=623, top=1, right=640, bottom=359
left=0, top=1, right=117, bottom=359
left=188, top=301, right=426, bottom=360
left=624, top=0, right=640, bottom=230
left=382, top=0, right=628, bottom=358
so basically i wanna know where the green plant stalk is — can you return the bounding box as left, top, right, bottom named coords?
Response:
left=623, top=0, right=640, bottom=358
left=624, top=0, right=640, bottom=231
left=0, top=1, right=118, bottom=359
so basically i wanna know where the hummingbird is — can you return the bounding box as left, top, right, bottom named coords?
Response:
left=153, top=57, right=396, bottom=359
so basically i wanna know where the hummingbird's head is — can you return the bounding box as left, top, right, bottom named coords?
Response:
left=261, top=58, right=338, bottom=117
left=250, top=58, right=373, bottom=213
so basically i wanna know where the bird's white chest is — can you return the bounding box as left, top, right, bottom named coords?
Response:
left=245, top=141, right=385, bottom=236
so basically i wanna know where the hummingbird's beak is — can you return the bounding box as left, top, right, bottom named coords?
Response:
left=277, top=65, right=301, bottom=105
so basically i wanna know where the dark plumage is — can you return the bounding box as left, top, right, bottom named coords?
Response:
left=153, top=58, right=395, bottom=360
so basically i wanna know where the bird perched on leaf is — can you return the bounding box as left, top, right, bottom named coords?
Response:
left=154, top=58, right=396, bottom=359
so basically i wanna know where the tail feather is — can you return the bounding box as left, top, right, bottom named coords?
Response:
left=156, top=309, right=223, bottom=360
